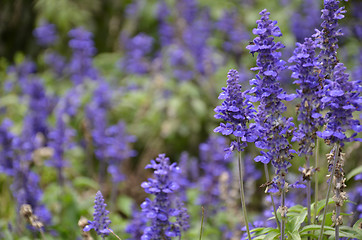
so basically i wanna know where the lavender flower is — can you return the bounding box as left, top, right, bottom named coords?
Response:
left=140, top=154, right=189, bottom=240
left=84, top=191, right=111, bottom=239
left=176, top=0, right=198, bottom=25
left=33, top=22, right=58, bottom=46
left=214, top=69, right=257, bottom=159
left=289, top=38, right=323, bottom=156
left=68, top=28, right=98, bottom=84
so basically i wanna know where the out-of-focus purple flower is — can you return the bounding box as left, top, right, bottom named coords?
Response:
left=176, top=0, right=198, bottom=25
left=33, top=22, right=58, bottom=46
left=291, top=0, right=320, bottom=42
left=126, top=205, right=147, bottom=240
left=120, top=33, right=154, bottom=75
left=350, top=1, right=362, bottom=39
left=168, top=45, right=194, bottom=81
left=289, top=38, right=323, bottom=155
left=25, top=79, right=51, bottom=140
left=246, top=9, right=296, bottom=192
left=105, top=121, right=136, bottom=183
left=44, top=52, right=67, bottom=77
left=10, top=131, right=52, bottom=229
left=214, top=69, right=256, bottom=159
left=84, top=191, right=111, bottom=239
left=68, top=28, right=98, bottom=84
left=183, top=10, right=216, bottom=76
left=0, top=119, right=15, bottom=175
left=317, top=63, right=362, bottom=144
left=157, top=1, right=174, bottom=46
left=197, top=136, right=232, bottom=212
left=216, top=10, right=249, bottom=56
left=6, top=60, right=36, bottom=92
left=140, top=154, right=189, bottom=240
left=47, top=108, right=75, bottom=184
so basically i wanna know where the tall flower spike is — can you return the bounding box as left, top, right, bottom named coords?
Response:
left=84, top=191, right=111, bottom=239
left=246, top=10, right=297, bottom=238
left=289, top=38, right=323, bottom=155
left=314, top=0, right=347, bottom=77
left=214, top=69, right=256, bottom=159
left=140, top=154, right=189, bottom=240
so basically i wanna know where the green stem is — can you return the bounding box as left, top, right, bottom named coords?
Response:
left=238, top=149, right=251, bottom=240
left=264, top=164, right=281, bottom=231
left=280, top=185, right=286, bottom=240
left=306, top=156, right=311, bottom=240
left=314, top=138, right=320, bottom=224
left=199, top=206, right=205, bottom=240
left=318, top=143, right=339, bottom=240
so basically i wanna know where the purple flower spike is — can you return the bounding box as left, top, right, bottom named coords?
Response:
left=289, top=38, right=323, bottom=156
left=140, top=154, right=189, bottom=240
left=214, top=69, right=256, bottom=158
left=84, top=191, right=111, bottom=239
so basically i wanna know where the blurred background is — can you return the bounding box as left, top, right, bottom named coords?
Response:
left=0, top=0, right=361, bottom=239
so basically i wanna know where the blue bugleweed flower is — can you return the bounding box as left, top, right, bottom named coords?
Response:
left=317, top=63, right=362, bottom=144
left=84, top=191, right=111, bottom=239
left=157, top=1, right=174, bottom=47
left=44, top=52, right=67, bottom=77
left=68, top=27, right=98, bottom=84
left=140, top=154, right=189, bottom=240
left=289, top=38, right=323, bottom=156
left=246, top=9, right=296, bottom=192
left=6, top=60, right=36, bottom=92
left=214, top=69, right=257, bottom=159
left=33, top=22, right=58, bottom=46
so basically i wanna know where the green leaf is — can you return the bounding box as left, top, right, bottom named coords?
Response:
left=264, top=231, right=280, bottom=240
left=287, top=230, right=301, bottom=240
left=346, top=165, right=362, bottom=181
left=73, top=176, right=99, bottom=190
left=300, top=225, right=335, bottom=233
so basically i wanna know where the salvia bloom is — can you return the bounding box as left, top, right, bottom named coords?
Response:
left=140, top=154, right=189, bottom=240
left=313, top=0, right=346, bottom=76
left=214, top=69, right=257, bottom=159
left=317, top=63, right=362, bottom=144
left=68, top=28, right=98, bottom=84
left=84, top=191, right=111, bottom=239
left=289, top=38, right=323, bottom=156
left=33, top=22, right=58, bottom=46
left=246, top=9, right=296, bottom=192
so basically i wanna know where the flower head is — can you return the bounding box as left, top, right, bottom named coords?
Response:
left=84, top=191, right=111, bottom=238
